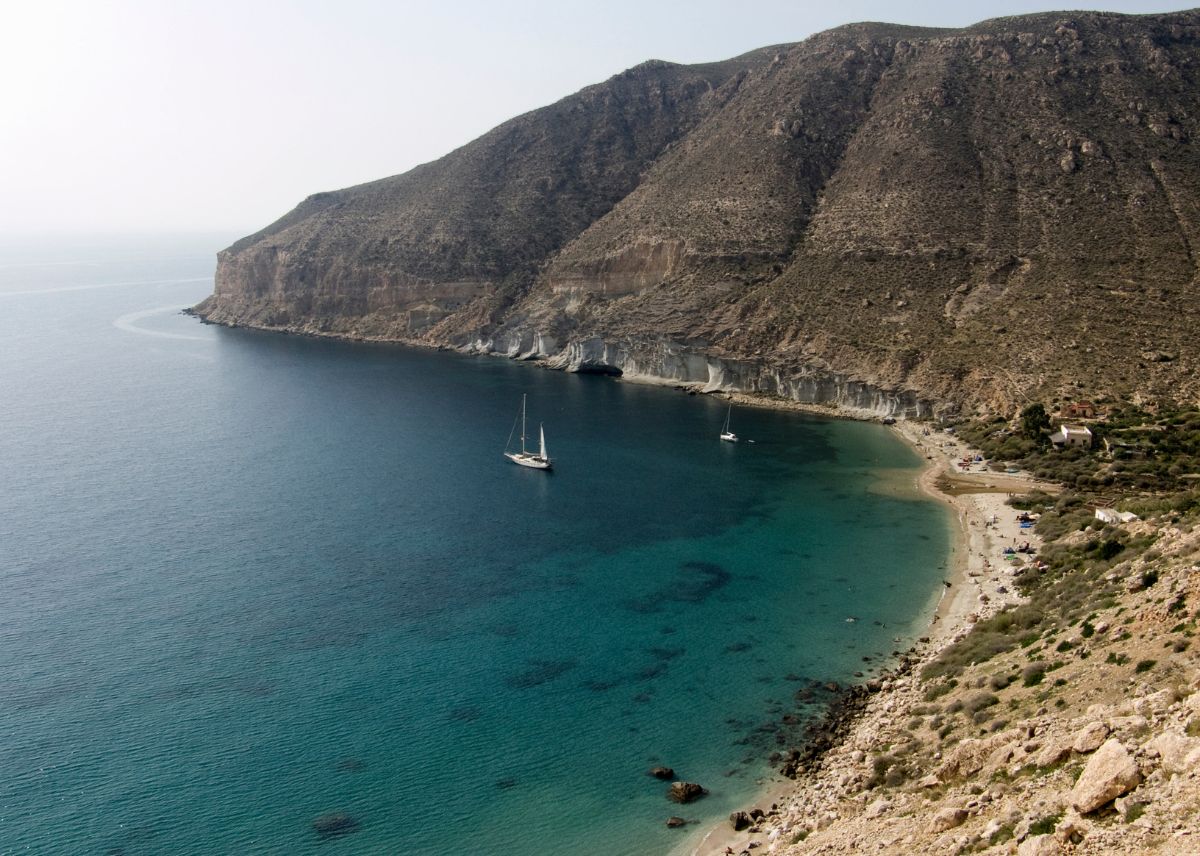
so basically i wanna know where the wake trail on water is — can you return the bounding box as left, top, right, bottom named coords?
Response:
left=113, top=305, right=211, bottom=341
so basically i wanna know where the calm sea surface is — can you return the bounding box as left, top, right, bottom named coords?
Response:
left=0, top=236, right=953, bottom=855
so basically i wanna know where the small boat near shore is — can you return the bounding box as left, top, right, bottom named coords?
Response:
left=720, top=403, right=738, bottom=443
left=505, top=394, right=552, bottom=470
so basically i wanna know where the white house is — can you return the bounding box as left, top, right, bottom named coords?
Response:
left=1095, top=508, right=1139, bottom=524
left=1049, top=424, right=1093, bottom=448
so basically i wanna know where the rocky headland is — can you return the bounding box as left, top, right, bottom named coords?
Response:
left=196, top=9, right=1200, bottom=417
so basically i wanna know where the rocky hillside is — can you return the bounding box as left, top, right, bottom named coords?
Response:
left=196, top=10, right=1200, bottom=416
left=714, top=430, right=1200, bottom=855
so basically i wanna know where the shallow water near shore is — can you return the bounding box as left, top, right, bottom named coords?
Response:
left=0, top=236, right=952, bottom=855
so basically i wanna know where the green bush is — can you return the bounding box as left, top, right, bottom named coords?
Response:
left=923, top=606, right=1044, bottom=680
left=1029, top=812, right=1063, bottom=836
left=1097, top=539, right=1125, bottom=560
left=989, top=824, right=1015, bottom=845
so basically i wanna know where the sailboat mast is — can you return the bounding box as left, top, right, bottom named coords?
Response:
left=520, top=394, right=528, bottom=453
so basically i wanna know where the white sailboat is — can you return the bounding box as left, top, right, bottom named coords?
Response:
left=505, top=394, right=552, bottom=470
left=720, top=402, right=739, bottom=443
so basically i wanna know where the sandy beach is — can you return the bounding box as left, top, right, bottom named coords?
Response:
left=680, top=416, right=1057, bottom=856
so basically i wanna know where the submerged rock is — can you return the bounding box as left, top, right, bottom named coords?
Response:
left=668, top=781, right=707, bottom=803
left=311, top=812, right=359, bottom=839
left=666, top=816, right=687, bottom=828
left=649, top=766, right=676, bottom=780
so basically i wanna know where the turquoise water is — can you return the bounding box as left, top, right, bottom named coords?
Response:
left=0, top=236, right=952, bottom=855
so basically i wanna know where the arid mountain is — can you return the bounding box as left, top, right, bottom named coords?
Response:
left=196, top=10, right=1200, bottom=416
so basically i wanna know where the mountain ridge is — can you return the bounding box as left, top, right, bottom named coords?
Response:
left=196, top=9, right=1200, bottom=416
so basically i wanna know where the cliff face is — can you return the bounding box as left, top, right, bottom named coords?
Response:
left=197, top=51, right=767, bottom=337
left=198, top=11, right=1200, bottom=416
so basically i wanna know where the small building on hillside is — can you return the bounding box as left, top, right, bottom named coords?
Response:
left=1063, top=401, right=1100, bottom=419
left=1050, top=424, right=1093, bottom=448
left=1095, top=508, right=1139, bottom=525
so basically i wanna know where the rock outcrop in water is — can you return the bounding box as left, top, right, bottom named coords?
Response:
left=196, top=10, right=1200, bottom=415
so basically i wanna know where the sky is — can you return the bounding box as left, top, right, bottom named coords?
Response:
left=1, top=0, right=1195, bottom=236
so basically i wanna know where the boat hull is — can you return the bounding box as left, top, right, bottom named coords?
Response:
left=505, top=452, right=552, bottom=470
left=720, top=432, right=738, bottom=443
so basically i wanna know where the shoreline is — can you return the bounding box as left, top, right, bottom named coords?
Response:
left=186, top=312, right=1043, bottom=852
left=681, top=419, right=1057, bottom=856
left=186, top=310, right=929, bottom=423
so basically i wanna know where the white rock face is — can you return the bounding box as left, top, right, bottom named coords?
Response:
left=498, top=332, right=934, bottom=416
left=1071, top=738, right=1143, bottom=814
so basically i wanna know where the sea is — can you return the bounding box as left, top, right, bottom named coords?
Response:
left=0, top=235, right=953, bottom=855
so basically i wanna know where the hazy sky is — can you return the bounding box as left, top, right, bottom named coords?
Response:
left=2, top=0, right=1194, bottom=236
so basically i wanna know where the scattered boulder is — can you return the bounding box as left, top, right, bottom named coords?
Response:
left=669, top=781, right=707, bottom=803
left=1034, top=734, right=1073, bottom=768
left=730, top=810, right=753, bottom=831
left=1055, top=811, right=1085, bottom=845
left=865, top=797, right=891, bottom=819
left=1017, top=834, right=1060, bottom=856
left=1071, top=721, right=1109, bottom=754
left=649, top=766, right=676, bottom=780
left=1070, top=738, right=1142, bottom=813
left=928, top=805, right=969, bottom=832
left=311, top=812, right=359, bottom=839
left=1138, top=689, right=1177, bottom=715
left=1144, top=729, right=1200, bottom=775
left=666, top=816, right=687, bottom=828
left=984, top=740, right=1022, bottom=775
left=937, top=731, right=1016, bottom=779
left=1114, top=795, right=1147, bottom=822
left=1142, top=350, right=1176, bottom=363
left=1108, top=715, right=1148, bottom=738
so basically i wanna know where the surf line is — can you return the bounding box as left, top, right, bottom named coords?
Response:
left=113, top=305, right=210, bottom=341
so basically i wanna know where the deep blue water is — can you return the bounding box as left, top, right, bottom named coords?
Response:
left=0, top=236, right=952, bottom=855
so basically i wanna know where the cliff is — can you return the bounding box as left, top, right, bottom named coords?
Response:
left=196, top=10, right=1200, bottom=416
